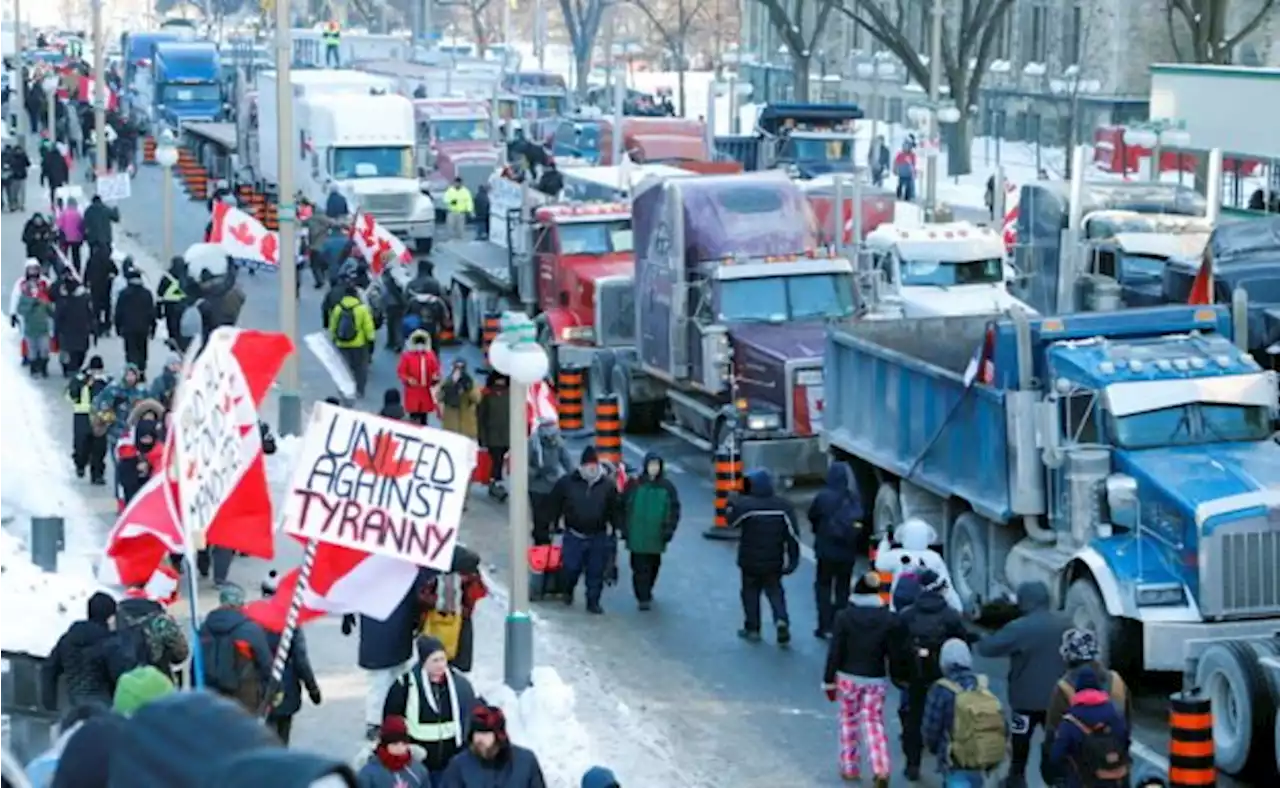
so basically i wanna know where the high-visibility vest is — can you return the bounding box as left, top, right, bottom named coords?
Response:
left=401, top=668, right=462, bottom=745
left=158, top=275, right=185, bottom=303
left=323, top=24, right=341, bottom=45
left=68, top=377, right=94, bottom=414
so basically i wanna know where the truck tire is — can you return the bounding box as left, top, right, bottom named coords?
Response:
left=1273, top=713, right=1279, bottom=777
left=947, top=512, right=989, bottom=619
left=1063, top=578, right=1127, bottom=671
left=1195, top=640, right=1280, bottom=778
left=612, top=365, right=660, bottom=434
left=872, top=483, right=902, bottom=543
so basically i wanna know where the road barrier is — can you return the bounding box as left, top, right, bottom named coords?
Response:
left=481, top=312, right=501, bottom=353
left=177, top=149, right=208, bottom=202
left=236, top=182, right=254, bottom=209
left=556, top=365, right=585, bottom=433
left=704, top=448, right=743, bottom=540
left=867, top=545, right=893, bottom=605
left=249, top=190, right=266, bottom=224
left=142, top=136, right=156, bottom=165
left=1168, top=691, right=1215, bottom=787
left=593, top=395, right=622, bottom=466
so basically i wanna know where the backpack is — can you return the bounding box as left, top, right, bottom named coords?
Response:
left=906, top=618, right=949, bottom=683
left=817, top=496, right=861, bottom=551
left=1058, top=671, right=1128, bottom=715
left=199, top=628, right=260, bottom=709
left=106, top=621, right=154, bottom=681
left=334, top=303, right=359, bottom=343
left=1065, top=714, right=1130, bottom=785
left=937, top=675, right=1007, bottom=770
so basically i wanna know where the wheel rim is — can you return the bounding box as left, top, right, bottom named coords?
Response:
left=1208, top=669, right=1243, bottom=751
left=951, top=530, right=978, bottom=607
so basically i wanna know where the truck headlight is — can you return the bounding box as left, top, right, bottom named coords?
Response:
left=795, top=369, right=823, bottom=387
left=1136, top=584, right=1186, bottom=607
left=746, top=412, right=781, bottom=431
left=560, top=326, right=594, bottom=342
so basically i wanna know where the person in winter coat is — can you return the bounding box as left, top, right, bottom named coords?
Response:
left=1043, top=628, right=1131, bottom=785
left=383, top=636, right=481, bottom=782
left=82, top=194, right=119, bottom=258
left=42, top=592, right=121, bottom=710
left=379, top=388, right=408, bottom=421
left=807, top=461, right=864, bottom=638
left=893, top=142, right=917, bottom=202
left=344, top=567, right=432, bottom=740
left=547, top=446, right=623, bottom=614
left=53, top=278, right=95, bottom=375
left=258, top=578, right=322, bottom=744
left=68, top=355, right=111, bottom=483
left=892, top=568, right=973, bottom=781
left=17, top=279, right=55, bottom=377
left=155, top=256, right=189, bottom=342
left=921, top=639, right=1007, bottom=786
left=420, top=547, right=487, bottom=673
left=823, top=572, right=898, bottom=785
left=197, top=585, right=272, bottom=713
left=56, top=196, right=85, bottom=274
left=473, top=184, right=491, bottom=240
left=528, top=419, right=574, bottom=545
left=439, top=705, right=546, bottom=788
left=4, top=142, right=32, bottom=212
left=40, top=143, right=68, bottom=209
left=357, top=716, right=431, bottom=788
left=440, top=359, right=481, bottom=439
left=380, top=264, right=408, bottom=352
left=476, top=371, right=512, bottom=495
left=396, top=329, right=441, bottom=425
left=113, top=418, right=160, bottom=507
left=1046, top=665, right=1131, bottom=788
left=112, top=665, right=176, bottom=717
left=148, top=352, right=183, bottom=409
left=975, top=580, right=1070, bottom=788
left=620, top=452, right=680, bottom=610
left=728, top=468, right=800, bottom=645
left=113, top=269, right=156, bottom=375
left=407, top=259, right=444, bottom=301
left=868, top=135, right=890, bottom=187
left=115, top=586, right=189, bottom=683
left=581, top=767, right=619, bottom=788
left=84, top=243, right=117, bottom=333
left=325, top=182, right=350, bottom=219
left=327, top=272, right=376, bottom=398
left=22, top=212, right=57, bottom=266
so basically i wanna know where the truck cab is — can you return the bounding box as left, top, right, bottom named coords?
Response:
left=863, top=222, right=1037, bottom=317
left=412, top=98, right=498, bottom=198
left=551, top=115, right=710, bottom=167
left=714, top=102, right=862, bottom=177
left=151, top=41, right=224, bottom=125
left=1075, top=210, right=1212, bottom=309
left=503, top=70, right=570, bottom=121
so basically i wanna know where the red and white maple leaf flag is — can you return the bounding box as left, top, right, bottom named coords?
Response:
left=1188, top=248, right=1214, bottom=305
left=350, top=211, right=412, bottom=275
left=209, top=201, right=280, bottom=269
left=101, top=472, right=185, bottom=587
left=526, top=379, right=558, bottom=436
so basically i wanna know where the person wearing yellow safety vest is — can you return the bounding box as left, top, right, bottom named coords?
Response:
left=443, top=177, right=474, bottom=240
left=382, top=635, right=480, bottom=783
left=326, top=269, right=376, bottom=398
left=155, top=256, right=189, bottom=344
left=323, top=20, right=342, bottom=68
left=67, top=355, right=110, bottom=484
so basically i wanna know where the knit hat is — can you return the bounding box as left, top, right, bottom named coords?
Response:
left=260, top=569, right=279, bottom=598
left=1060, top=628, right=1101, bottom=665
left=416, top=635, right=447, bottom=662
left=919, top=569, right=948, bottom=594
left=135, top=420, right=159, bottom=445
left=112, top=666, right=176, bottom=716
left=383, top=388, right=402, bottom=406
left=1074, top=664, right=1105, bottom=691
left=939, top=638, right=972, bottom=671
left=852, top=572, right=882, bottom=596
left=580, top=446, right=599, bottom=464
left=379, top=715, right=410, bottom=745
left=87, top=355, right=105, bottom=371
left=218, top=583, right=246, bottom=607
left=87, top=591, right=117, bottom=623
left=469, top=705, right=508, bottom=741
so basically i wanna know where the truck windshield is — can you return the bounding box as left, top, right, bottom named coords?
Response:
left=434, top=119, right=491, bottom=142
left=1112, top=403, right=1273, bottom=449
left=160, top=83, right=220, bottom=103
left=332, top=147, right=413, bottom=179
left=901, top=257, right=1004, bottom=287
left=719, top=273, right=856, bottom=323
left=557, top=220, right=633, bottom=255
left=1118, top=254, right=1167, bottom=282
left=521, top=95, right=566, bottom=116
left=784, top=137, right=854, bottom=162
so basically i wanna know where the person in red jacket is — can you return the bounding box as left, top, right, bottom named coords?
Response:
left=396, top=328, right=441, bottom=425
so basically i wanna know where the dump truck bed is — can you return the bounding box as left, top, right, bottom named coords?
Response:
left=435, top=240, right=513, bottom=291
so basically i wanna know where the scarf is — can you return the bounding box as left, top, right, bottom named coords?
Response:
left=422, top=669, right=463, bottom=748
left=374, top=745, right=412, bottom=773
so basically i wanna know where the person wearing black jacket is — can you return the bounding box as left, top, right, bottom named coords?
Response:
left=3, top=142, right=31, bottom=211
left=40, top=144, right=68, bottom=209
left=535, top=161, right=564, bottom=197
left=891, top=568, right=972, bottom=781
left=83, top=194, right=120, bottom=259
left=53, top=277, right=97, bottom=374
left=547, top=446, right=622, bottom=614
left=380, top=264, right=407, bottom=352
left=258, top=577, right=321, bottom=744
left=22, top=212, right=57, bottom=266
left=42, top=592, right=121, bottom=710
left=114, top=270, right=156, bottom=375
left=729, top=468, right=800, bottom=645
left=807, top=461, right=865, bottom=638
left=472, top=184, right=491, bottom=240
left=84, top=242, right=118, bottom=334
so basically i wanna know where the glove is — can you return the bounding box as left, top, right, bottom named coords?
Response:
left=603, top=545, right=619, bottom=587
left=823, top=684, right=837, bottom=703
left=341, top=613, right=356, bottom=636
left=8, top=315, right=16, bottom=328
left=308, top=685, right=323, bottom=705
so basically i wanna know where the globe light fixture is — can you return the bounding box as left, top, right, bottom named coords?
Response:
left=936, top=105, right=962, bottom=125
left=488, top=312, right=549, bottom=384
left=154, top=131, right=180, bottom=169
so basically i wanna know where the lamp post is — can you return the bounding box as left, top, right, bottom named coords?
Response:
left=924, top=0, right=943, bottom=217
left=908, top=101, right=961, bottom=219
left=42, top=75, right=57, bottom=145
left=155, top=131, right=179, bottom=266
left=855, top=58, right=896, bottom=159
left=14, top=0, right=25, bottom=142
left=1123, top=120, right=1190, bottom=182
left=488, top=311, right=549, bottom=693
left=91, top=0, right=106, bottom=176
left=275, top=0, right=302, bottom=438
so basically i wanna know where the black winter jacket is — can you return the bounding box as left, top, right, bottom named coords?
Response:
left=807, top=462, right=865, bottom=565
left=115, top=282, right=156, bottom=336
left=54, top=287, right=96, bottom=354
left=891, top=591, right=971, bottom=687
left=42, top=620, right=117, bottom=709
left=730, top=470, right=800, bottom=575
left=83, top=199, right=119, bottom=247
left=41, top=148, right=68, bottom=188
left=265, top=629, right=319, bottom=718
left=548, top=468, right=622, bottom=537
left=476, top=387, right=512, bottom=450
left=824, top=594, right=899, bottom=682
left=439, top=744, right=546, bottom=788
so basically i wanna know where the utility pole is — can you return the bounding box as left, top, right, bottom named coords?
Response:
left=14, top=0, right=25, bottom=142
left=92, top=0, right=107, bottom=175
left=535, top=0, right=545, bottom=70
left=925, top=0, right=942, bottom=220
left=276, top=0, right=302, bottom=437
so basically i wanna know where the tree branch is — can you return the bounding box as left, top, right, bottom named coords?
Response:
left=804, top=0, right=836, bottom=54
left=1164, top=0, right=1187, bottom=61
left=1222, top=0, right=1277, bottom=52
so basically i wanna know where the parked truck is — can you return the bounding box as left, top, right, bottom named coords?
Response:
left=411, top=97, right=498, bottom=205
left=148, top=41, right=224, bottom=126
left=714, top=102, right=862, bottom=178
left=605, top=171, right=854, bottom=481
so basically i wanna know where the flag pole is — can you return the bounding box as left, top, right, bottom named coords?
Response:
left=260, top=538, right=320, bottom=719
left=166, top=334, right=205, bottom=689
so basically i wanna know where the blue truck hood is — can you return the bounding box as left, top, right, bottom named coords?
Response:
left=166, top=102, right=221, bottom=120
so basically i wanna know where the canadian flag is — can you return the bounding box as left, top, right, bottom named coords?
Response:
left=76, top=76, right=120, bottom=112
left=350, top=211, right=412, bottom=275
left=1187, top=249, right=1214, bottom=305
left=526, top=379, right=557, bottom=435
left=209, top=201, right=280, bottom=270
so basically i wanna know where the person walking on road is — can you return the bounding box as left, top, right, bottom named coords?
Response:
left=197, top=585, right=272, bottom=714
left=41, top=592, right=124, bottom=710
left=529, top=419, right=573, bottom=547
left=68, top=355, right=110, bottom=483
left=115, top=583, right=190, bottom=684
left=22, top=213, right=57, bottom=267
left=83, top=194, right=119, bottom=261
left=823, top=572, right=897, bottom=786
left=807, top=461, right=864, bottom=639
left=15, top=266, right=55, bottom=378
left=1045, top=665, right=1131, bottom=788
left=443, top=178, right=473, bottom=240
left=440, top=359, right=481, bottom=439
left=728, top=468, right=800, bottom=646
left=548, top=446, right=622, bottom=614
left=974, top=580, right=1070, bottom=788
left=382, top=635, right=481, bottom=783
left=114, top=268, right=156, bottom=377
left=1043, top=628, right=1131, bottom=786
left=40, top=141, right=69, bottom=210
left=921, top=639, right=1009, bottom=787
left=3, top=140, right=31, bottom=212
left=327, top=267, right=376, bottom=399
left=84, top=242, right=118, bottom=335
left=56, top=196, right=85, bottom=276
left=54, top=276, right=96, bottom=376
left=473, top=184, right=491, bottom=240
left=620, top=452, right=680, bottom=610
left=476, top=371, right=511, bottom=497
left=155, top=256, right=189, bottom=343
left=258, top=578, right=322, bottom=744
left=439, top=705, right=547, bottom=788
left=397, top=329, right=442, bottom=425
left=357, top=715, right=432, bottom=788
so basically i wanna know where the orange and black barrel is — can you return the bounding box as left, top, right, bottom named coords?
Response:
left=481, top=312, right=501, bottom=353
left=142, top=136, right=156, bottom=164
left=1168, top=691, right=1215, bottom=788
left=704, top=448, right=743, bottom=540
left=556, top=365, right=585, bottom=433
left=593, top=395, right=622, bottom=467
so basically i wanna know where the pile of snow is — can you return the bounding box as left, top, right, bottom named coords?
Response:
left=1, top=527, right=107, bottom=658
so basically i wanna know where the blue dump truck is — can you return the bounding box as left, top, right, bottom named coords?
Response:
left=713, top=102, right=862, bottom=178
left=824, top=304, right=1280, bottom=773
left=150, top=41, right=224, bottom=126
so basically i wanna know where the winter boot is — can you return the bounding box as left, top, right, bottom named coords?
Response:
left=637, top=599, right=652, bottom=611
left=776, top=621, right=791, bottom=646
left=737, top=628, right=762, bottom=642
left=586, top=602, right=603, bottom=615
left=75, top=465, right=86, bottom=478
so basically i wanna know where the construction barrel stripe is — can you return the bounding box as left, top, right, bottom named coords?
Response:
left=481, top=313, right=501, bottom=353
left=1167, top=692, right=1215, bottom=787
left=711, top=449, right=742, bottom=528
left=593, top=395, right=621, bottom=466
left=556, top=365, right=585, bottom=432
left=868, top=545, right=893, bottom=604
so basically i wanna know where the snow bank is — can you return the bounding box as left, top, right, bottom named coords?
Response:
left=0, top=530, right=107, bottom=657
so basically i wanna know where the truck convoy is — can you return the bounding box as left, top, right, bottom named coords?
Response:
left=412, top=98, right=498, bottom=202
left=715, top=103, right=863, bottom=178
left=147, top=41, right=224, bottom=126
left=550, top=115, right=711, bottom=166
left=503, top=70, right=570, bottom=120
left=247, top=69, right=435, bottom=252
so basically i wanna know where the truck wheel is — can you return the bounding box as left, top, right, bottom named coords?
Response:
left=612, top=365, right=660, bottom=434
left=872, top=483, right=901, bottom=543
left=1063, top=578, right=1125, bottom=670
left=1195, top=639, right=1280, bottom=777
left=947, top=512, right=989, bottom=619
left=1273, top=713, right=1279, bottom=778
left=449, top=282, right=469, bottom=343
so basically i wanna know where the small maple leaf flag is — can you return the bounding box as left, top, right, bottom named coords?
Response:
left=350, top=210, right=412, bottom=275
left=210, top=202, right=280, bottom=270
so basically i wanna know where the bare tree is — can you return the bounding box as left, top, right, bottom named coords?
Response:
left=754, top=0, right=837, bottom=101
left=839, top=0, right=1015, bottom=175
left=628, top=0, right=707, bottom=111
left=559, top=0, right=612, bottom=94
left=439, top=0, right=498, bottom=56
left=1164, top=0, right=1276, bottom=63
left=1059, top=1, right=1104, bottom=179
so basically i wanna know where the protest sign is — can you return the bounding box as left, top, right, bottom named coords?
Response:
left=96, top=172, right=131, bottom=202
left=281, top=403, right=477, bottom=572
left=173, top=330, right=263, bottom=541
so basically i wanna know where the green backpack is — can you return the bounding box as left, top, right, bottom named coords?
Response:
left=937, top=675, right=1007, bottom=770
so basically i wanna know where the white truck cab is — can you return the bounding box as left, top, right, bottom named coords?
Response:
left=864, top=221, right=1036, bottom=317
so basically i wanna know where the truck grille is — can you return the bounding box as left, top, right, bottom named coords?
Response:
left=1201, top=509, right=1280, bottom=618
left=359, top=193, right=414, bottom=219
left=595, top=279, right=635, bottom=347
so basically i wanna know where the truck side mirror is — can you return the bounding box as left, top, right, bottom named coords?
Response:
left=1105, top=474, right=1139, bottom=529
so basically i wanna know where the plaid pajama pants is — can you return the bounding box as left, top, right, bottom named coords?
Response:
left=837, top=675, right=891, bottom=780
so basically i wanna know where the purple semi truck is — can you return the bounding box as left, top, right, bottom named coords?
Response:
left=600, top=170, right=856, bottom=483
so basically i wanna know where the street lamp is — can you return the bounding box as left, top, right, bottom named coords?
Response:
left=907, top=100, right=961, bottom=218
left=488, top=311, right=549, bottom=693
left=155, top=131, right=180, bottom=267
left=42, top=75, right=57, bottom=145
left=855, top=58, right=896, bottom=154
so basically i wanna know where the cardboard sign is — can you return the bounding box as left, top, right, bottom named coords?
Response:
left=96, top=172, right=131, bottom=202
left=281, top=403, right=477, bottom=572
